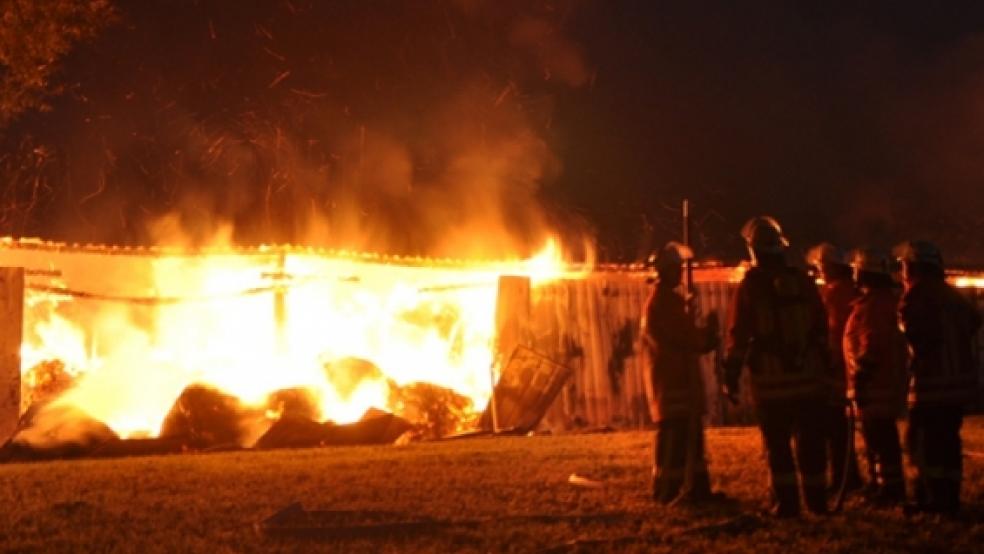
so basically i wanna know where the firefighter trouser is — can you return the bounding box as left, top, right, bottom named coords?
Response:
left=907, top=405, right=964, bottom=512
left=653, top=415, right=710, bottom=502
left=757, top=397, right=828, bottom=514
left=825, top=402, right=862, bottom=491
left=859, top=416, right=904, bottom=498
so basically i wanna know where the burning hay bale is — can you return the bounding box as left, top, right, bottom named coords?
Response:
left=388, top=382, right=476, bottom=439
left=325, top=408, right=413, bottom=446
left=266, top=387, right=321, bottom=421
left=1, top=404, right=118, bottom=461
left=255, top=414, right=330, bottom=449
left=160, top=384, right=257, bottom=449
left=20, top=359, right=75, bottom=414
left=255, top=408, right=412, bottom=449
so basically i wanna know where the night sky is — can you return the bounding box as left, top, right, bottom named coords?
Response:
left=3, top=0, right=984, bottom=265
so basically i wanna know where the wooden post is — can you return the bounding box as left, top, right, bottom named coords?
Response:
left=0, top=267, right=23, bottom=442
left=492, top=275, right=531, bottom=432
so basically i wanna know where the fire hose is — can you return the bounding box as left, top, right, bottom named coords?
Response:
left=831, top=397, right=858, bottom=513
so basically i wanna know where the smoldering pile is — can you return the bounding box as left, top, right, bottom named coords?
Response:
left=0, top=358, right=477, bottom=463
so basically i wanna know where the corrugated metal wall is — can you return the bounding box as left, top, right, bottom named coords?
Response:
left=531, top=273, right=984, bottom=430
left=530, top=272, right=750, bottom=430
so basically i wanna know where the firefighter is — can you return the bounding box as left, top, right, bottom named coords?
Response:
left=843, top=248, right=908, bottom=506
left=806, top=242, right=864, bottom=496
left=642, top=241, right=720, bottom=504
left=896, top=240, right=982, bottom=514
left=723, top=216, right=830, bottom=517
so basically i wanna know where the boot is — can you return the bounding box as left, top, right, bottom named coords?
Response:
left=859, top=481, right=880, bottom=499
left=804, top=484, right=829, bottom=516
left=866, top=483, right=905, bottom=507
left=653, top=476, right=682, bottom=504
left=674, top=477, right=733, bottom=506
left=772, top=485, right=801, bottom=518
left=936, top=480, right=961, bottom=515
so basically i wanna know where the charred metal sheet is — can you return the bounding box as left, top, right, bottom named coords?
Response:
left=482, top=345, right=573, bottom=433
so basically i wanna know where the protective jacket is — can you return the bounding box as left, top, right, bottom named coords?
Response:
left=724, top=264, right=830, bottom=402
left=820, top=277, right=859, bottom=399
left=644, top=284, right=715, bottom=420
left=899, top=279, right=982, bottom=408
left=843, top=287, right=908, bottom=418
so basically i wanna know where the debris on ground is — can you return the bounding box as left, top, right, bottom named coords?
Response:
left=567, top=473, right=605, bottom=489
left=480, top=345, right=572, bottom=434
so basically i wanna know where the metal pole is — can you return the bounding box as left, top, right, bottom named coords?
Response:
left=674, top=199, right=700, bottom=503
left=683, top=199, right=694, bottom=310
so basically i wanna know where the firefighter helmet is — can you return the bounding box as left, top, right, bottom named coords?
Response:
left=893, top=240, right=943, bottom=269
left=806, top=242, right=848, bottom=268
left=850, top=248, right=894, bottom=275
left=655, top=241, right=694, bottom=270
left=741, top=216, right=789, bottom=254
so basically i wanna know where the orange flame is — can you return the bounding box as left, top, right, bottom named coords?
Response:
left=16, top=237, right=583, bottom=442
left=952, top=276, right=984, bottom=289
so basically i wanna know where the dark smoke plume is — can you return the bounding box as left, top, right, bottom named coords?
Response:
left=2, top=1, right=984, bottom=264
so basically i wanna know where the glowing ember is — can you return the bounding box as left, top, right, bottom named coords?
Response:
left=15, top=238, right=579, bottom=442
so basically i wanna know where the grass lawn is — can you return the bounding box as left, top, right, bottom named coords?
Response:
left=2, top=418, right=984, bottom=553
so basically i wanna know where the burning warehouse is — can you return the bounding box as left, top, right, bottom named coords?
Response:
left=7, top=2, right=984, bottom=551
left=0, top=237, right=579, bottom=455
left=2, top=236, right=982, bottom=460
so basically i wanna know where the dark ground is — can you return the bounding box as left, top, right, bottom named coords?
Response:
left=1, top=419, right=984, bottom=553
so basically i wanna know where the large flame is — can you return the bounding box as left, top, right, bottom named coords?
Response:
left=17, top=238, right=581, bottom=441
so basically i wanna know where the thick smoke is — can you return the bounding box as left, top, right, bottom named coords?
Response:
left=2, top=1, right=984, bottom=264
left=0, top=0, right=592, bottom=258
